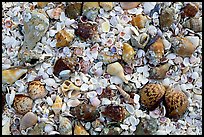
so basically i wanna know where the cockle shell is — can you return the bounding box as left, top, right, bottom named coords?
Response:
left=131, top=14, right=148, bottom=29
left=28, top=80, right=47, bottom=100
left=74, top=121, right=89, bottom=135
left=164, top=87, right=189, bottom=119
left=182, top=3, right=198, bottom=17
left=107, top=62, right=128, bottom=84
left=140, top=84, right=166, bottom=111
left=59, top=116, right=72, bottom=135
left=149, top=37, right=164, bottom=59
left=56, top=29, right=74, bottom=47
left=99, top=2, right=113, bottom=11
left=131, top=33, right=150, bottom=49
left=2, top=68, right=27, bottom=84
left=122, top=43, right=136, bottom=64
left=51, top=95, right=62, bottom=115
left=120, top=2, right=141, bottom=10
left=61, top=80, right=81, bottom=98
left=20, top=112, right=38, bottom=130
left=149, top=63, right=171, bottom=80
left=159, top=7, right=174, bottom=29
left=65, top=2, right=83, bottom=19
left=183, top=17, right=202, bottom=32
left=13, top=94, right=33, bottom=115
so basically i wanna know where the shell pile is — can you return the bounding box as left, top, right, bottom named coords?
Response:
left=2, top=2, right=202, bottom=135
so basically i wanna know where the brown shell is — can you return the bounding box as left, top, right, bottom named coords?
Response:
left=70, top=104, right=100, bottom=122
left=159, top=8, right=174, bottom=29
left=99, top=87, right=116, bottom=100
left=182, top=3, right=198, bottom=17
left=150, top=37, right=164, bottom=59
left=120, top=2, right=141, bottom=10
left=102, top=105, right=127, bottom=122
left=65, top=2, right=83, bottom=19
left=56, top=29, right=74, bottom=47
left=149, top=63, right=171, bottom=80
left=140, top=84, right=166, bottom=111
left=74, top=121, right=89, bottom=135
left=164, top=88, right=189, bottom=119
left=183, top=17, right=202, bottom=32
left=37, top=2, right=49, bottom=8
left=28, top=80, right=47, bottom=100
left=13, top=94, right=33, bottom=115
left=131, top=14, right=148, bottom=29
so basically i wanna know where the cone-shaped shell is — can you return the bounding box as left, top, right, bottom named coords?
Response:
left=52, top=95, right=62, bottom=115
left=59, top=116, right=72, bottom=135
left=61, top=80, right=81, bottom=98
left=20, top=112, right=38, bottom=130
left=122, top=43, right=136, bottom=64
left=150, top=37, right=164, bottom=59
left=74, top=121, right=89, bottom=135
left=120, top=2, right=141, bottom=10
left=2, top=68, right=27, bottom=84
left=149, top=63, right=171, bottom=80
left=28, top=80, right=47, bottom=100
left=140, top=84, right=166, bottom=111
left=107, top=62, right=128, bottom=84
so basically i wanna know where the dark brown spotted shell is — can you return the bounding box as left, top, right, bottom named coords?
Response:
left=70, top=104, right=100, bottom=122
left=65, top=2, right=83, bottom=19
left=99, top=87, right=116, bottom=100
left=164, top=88, right=189, bottom=119
left=140, top=84, right=166, bottom=111
left=182, top=3, right=198, bottom=17
left=28, top=80, right=47, bottom=100
left=102, top=105, right=127, bottom=122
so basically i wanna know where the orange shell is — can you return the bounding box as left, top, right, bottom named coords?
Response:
left=150, top=38, right=164, bottom=59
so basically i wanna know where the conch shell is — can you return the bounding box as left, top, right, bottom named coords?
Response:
left=51, top=95, right=62, bottom=115
left=149, top=37, right=164, bottom=59
left=59, top=116, right=72, bottom=135
left=107, top=62, right=128, bottom=84
left=61, top=80, right=81, bottom=98
left=131, top=33, right=150, bottom=49
left=122, top=43, right=136, bottom=64
left=2, top=68, right=27, bottom=84
left=74, top=121, right=89, bottom=135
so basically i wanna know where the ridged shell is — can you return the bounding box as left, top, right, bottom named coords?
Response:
left=159, top=7, right=174, bottom=29
left=28, top=80, right=47, bottom=100
left=20, top=112, right=38, bottom=130
left=74, top=121, right=89, bottom=135
left=59, top=116, right=72, bottom=135
left=164, top=87, right=189, bottom=119
left=65, top=2, right=83, bottom=19
left=56, top=29, right=74, bottom=47
left=149, top=63, right=171, bottom=80
left=120, top=2, right=141, bottom=10
left=140, top=84, right=166, bottom=111
left=51, top=95, right=62, bottom=115
left=122, top=43, right=136, bottom=64
left=183, top=17, right=202, bottom=32
left=13, top=94, right=33, bottom=115
left=99, top=2, right=113, bottom=11
left=149, top=37, right=164, bottom=59
left=182, top=3, right=198, bottom=17
left=131, top=14, right=148, bottom=29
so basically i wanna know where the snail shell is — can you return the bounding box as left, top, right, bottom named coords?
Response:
left=164, top=87, right=189, bottom=119
left=61, top=80, right=81, bottom=98
left=122, top=43, right=136, bottom=64
left=120, top=2, right=141, bottom=10
left=56, top=29, right=74, bottom=47
left=65, top=2, right=83, bottom=19
left=28, top=80, right=47, bottom=100
left=159, top=7, right=174, bottom=29
left=99, top=52, right=121, bottom=64
left=182, top=3, right=198, bottom=17
left=99, top=2, right=113, bottom=11
left=20, top=112, right=38, bottom=130
left=51, top=95, right=62, bottom=115
left=59, top=116, right=72, bottom=135
left=115, top=86, right=134, bottom=104
left=149, top=63, right=171, bottom=80
left=13, top=94, right=33, bottom=115
left=140, top=83, right=166, bottom=111
left=149, top=37, right=164, bottom=59
left=131, top=14, right=148, bottom=29
left=107, top=62, right=128, bottom=84
left=74, top=121, right=89, bottom=135
left=131, top=33, right=150, bottom=49
left=183, top=17, right=202, bottom=32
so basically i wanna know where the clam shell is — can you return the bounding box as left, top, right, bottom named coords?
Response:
left=99, top=2, right=113, bottom=11
left=51, top=95, right=62, bottom=115
left=56, top=29, right=74, bottom=47
left=20, top=112, right=38, bottom=130
left=28, top=80, right=47, bottom=100
left=13, top=94, right=33, bottom=115
left=140, top=83, right=166, bottom=111
left=122, top=43, right=136, bottom=64
left=59, top=116, right=72, bottom=135
left=120, top=2, right=141, bottom=10
left=131, top=14, right=148, bottom=29
left=74, top=122, right=89, bottom=135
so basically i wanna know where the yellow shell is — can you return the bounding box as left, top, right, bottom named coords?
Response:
left=74, top=122, right=89, bottom=135
left=52, top=95, right=62, bottom=115
left=28, top=80, right=47, bottom=100
left=120, top=2, right=141, bottom=10
left=20, top=112, right=38, bottom=130
left=122, top=43, right=136, bottom=64
left=131, top=14, right=148, bottom=29
left=107, top=62, right=128, bottom=84
left=56, top=29, right=74, bottom=47
left=61, top=80, right=81, bottom=98
left=99, top=2, right=113, bottom=11
left=2, top=68, right=27, bottom=84
left=150, top=38, right=164, bottom=59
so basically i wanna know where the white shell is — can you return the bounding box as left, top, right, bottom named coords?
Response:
left=185, top=36, right=199, bottom=48
left=2, top=117, right=11, bottom=135
left=46, top=97, right=53, bottom=106
left=101, top=21, right=110, bottom=33
left=86, top=91, right=97, bottom=99
left=67, top=99, right=80, bottom=107
left=120, top=124, right=129, bottom=130
left=143, top=2, right=156, bottom=14
left=44, top=124, right=54, bottom=133
left=43, top=78, right=56, bottom=87
left=90, top=97, right=101, bottom=107
left=6, top=89, right=16, bottom=106
left=101, top=98, right=112, bottom=105
left=125, top=104, right=135, bottom=114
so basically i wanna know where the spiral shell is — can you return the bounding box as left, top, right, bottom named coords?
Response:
left=131, top=14, right=148, bottom=29
left=164, top=87, right=189, bottom=119
left=115, top=86, right=134, bottom=104
left=159, top=7, right=174, bottom=29
left=131, top=33, right=150, bottom=49
left=28, top=80, right=47, bottom=100
left=13, top=94, right=33, bottom=115
left=140, top=84, right=166, bottom=111
left=99, top=52, right=121, bottom=64
left=182, top=3, right=198, bottom=17
left=59, top=116, right=72, bottom=135
left=20, top=112, right=38, bottom=130
left=149, top=63, right=171, bottom=80
left=149, top=37, right=164, bottom=59
left=74, top=121, right=89, bottom=135
left=65, top=2, right=83, bottom=19
left=122, top=43, right=136, bottom=64
left=182, top=17, right=202, bottom=32
left=51, top=95, right=62, bottom=115
left=56, top=29, right=74, bottom=47
left=120, top=2, right=141, bottom=10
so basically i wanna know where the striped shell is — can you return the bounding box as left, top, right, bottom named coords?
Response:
left=28, top=80, right=47, bottom=100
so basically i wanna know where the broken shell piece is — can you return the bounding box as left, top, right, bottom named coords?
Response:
left=183, top=17, right=202, bottom=32
left=51, top=95, right=62, bottom=115
left=59, top=116, right=72, bottom=135
left=2, top=68, right=27, bottom=84
left=159, top=7, right=174, bottom=29
left=46, top=8, right=62, bottom=20
left=56, top=29, right=74, bottom=47
left=101, top=21, right=110, bottom=33
left=90, top=97, right=101, bottom=107
left=149, top=63, right=171, bottom=80
left=28, top=80, right=47, bottom=100
left=131, top=14, right=148, bottom=29
left=122, top=43, right=136, bottom=64
left=149, top=37, right=164, bottom=59
left=61, top=80, right=81, bottom=97
left=131, top=33, right=150, bottom=49
left=107, top=62, right=128, bottom=84
left=65, top=2, right=83, bottom=19
left=99, top=2, right=113, bottom=11
left=120, top=2, right=141, bottom=10
left=20, top=112, right=38, bottom=130
left=67, top=99, right=81, bottom=107
left=13, top=94, right=33, bottom=115
left=74, top=121, right=89, bottom=135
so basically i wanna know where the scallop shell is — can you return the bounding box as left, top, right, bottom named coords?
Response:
left=131, top=14, right=148, bottom=29
left=2, top=68, right=27, bottom=84
left=164, top=87, right=189, bottom=119
left=56, top=29, right=74, bottom=47
left=13, top=94, right=33, bottom=115
left=51, top=95, right=62, bottom=115
left=120, top=2, right=141, bottom=10
left=122, top=43, right=136, bottom=64
left=28, top=80, right=47, bottom=100
left=149, top=37, right=164, bottom=59
left=59, top=116, right=72, bottom=135
left=74, top=121, right=89, bottom=135
left=131, top=33, right=150, bottom=49
left=182, top=17, right=202, bottom=32
left=61, top=80, right=81, bottom=98
left=140, top=83, right=166, bottom=111
left=65, top=2, right=83, bottom=19
left=159, top=7, right=174, bottom=29
left=20, top=112, right=38, bottom=130
left=99, top=2, right=113, bottom=11
left=182, top=3, right=198, bottom=17
left=149, top=63, right=171, bottom=80
left=107, top=62, right=128, bottom=84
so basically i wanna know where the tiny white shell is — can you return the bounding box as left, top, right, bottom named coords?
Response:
left=156, top=130, right=168, bottom=135
left=67, top=99, right=80, bottom=107
left=125, top=104, right=135, bottom=114
left=46, top=97, right=53, bottom=106
left=86, top=91, right=97, bottom=98
left=120, top=124, right=129, bottom=130
left=90, top=97, right=101, bottom=107
left=133, top=94, right=140, bottom=103
left=191, top=72, right=199, bottom=79
left=143, top=2, right=156, bottom=14
left=135, top=109, right=143, bottom=118
left=43, top=78, right=56, bottom=87
left=6, top=89, right=16, bottom=106
left=80, top=83, right=89, bottom=91
left=110, top=76, right=123, bottom=84
left=101, top=21, right=110, bottom=33
left=101, top=98, right=111, bottom=105
left=44, top=124, right=54, bottom=133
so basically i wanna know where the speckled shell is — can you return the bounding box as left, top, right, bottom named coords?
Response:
left=20, top=112, right=38, bottom=130
left=122, top=43, right=136, bottom=64
left=51, top=95, right=62, bottom=115
left=183, top=17, right=202, bottom=32
left=164, top=87, right=189, bottom=119
left=150, top=37, right=164, bottom=59
left=13, top=94, right=33, bottom=115
left=65, top=2, right=83, bottom=19
left=149, top=63, right=171, bottom=80
left=74, top=122, right=89, bottom=135
left=59, top=116, right=72, bottom=135
left=120, top=2, right=141, bottom=10
left=159, top=7, right=174, bottom=29
left=56, top=29, right=74, bottom=47
left=140, top=84, right=166, bottom=111
left=28, top=80, right=47, bottom=100
left=131, top=14, right=148, bottom=29
left=182, top=3, right=198, bottom=17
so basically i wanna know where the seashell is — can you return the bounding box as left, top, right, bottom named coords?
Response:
left=99, top=52, right=121, bottom=64
left=101, top=21, right=110, bottom=33
left=131, top=33, right=150, bottom=49
left=159, top=7, right=174, bottom=29
left=99, top=2, right=113, bottom=11
left=37, top=2, right=49, bottom=8
left=51, top=95, right=62, bottom=115
left=107, top=62, right=128, bottom=84
left=55, top=29, right=74, bottom=47
left=2, top=116, right=11, bottom=135
left=143, top=2, right=157, bottom=15
left=70, top=104, right=100, bottom=122
left=149, top=37, right=164, bottom=59
left=102, top=104, right=127, bottom=122
left=61, top=80, right=81, bottom=97
left=28, top=80, right=47, bottom=100
left=2, top=68, right=27, bottom=84
left=74, top=121, right=89, bottom=135
left=140, top=83, right=166, bottom=111
left=83, top=2, right=100, bottom=11
left=46, top=8, right=62, bottom=20
left=131, top=14, right=148, bottom=29
left=99, top=87, right=116, bottom=99
left=28, top=122, right=45, bottom=135
left=13, top=94, right=33, bottom=115
left=65, top=2, right=83, bottom=19
left=164, top=87, right=189, bottom=119
left=20, top=112, right=38, bottom=130
left=59, top=116, right=72, bottom=135
left=115, top=86, right=134, bottom=104
left=82, top=8, right=99, bottom=22
left=100, top=127, right=122, bottom=135
left=149, top=63, right=171, bottom=79
left=185, top=36, right=199, bottom=48
left=120, top=2, right=141, bottom=10
left=182, top=3, right=198, bottom=17
left=182, top=17, right=202, bottom=32
left=122, top=43, right=136, bottom=64
left=67, top=99, right=81, bottom=107
left=90, top=97, right=101, bottom=107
